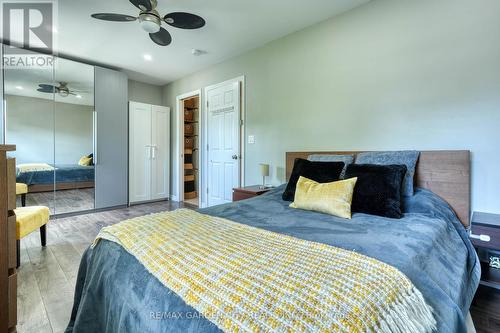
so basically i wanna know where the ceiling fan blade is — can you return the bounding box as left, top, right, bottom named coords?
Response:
left=163, top=12, right=205, bottom=29
left=91, top=13, right=137, bottom=22
left=129, top=0, right=152, bottom=11
left=37, top=84, right=57, bottom=93
left=149, top=28, right=172, bottom=46
left=37, top=88, right=54, bottom=93
left=38, top=84, right=55, bottom=89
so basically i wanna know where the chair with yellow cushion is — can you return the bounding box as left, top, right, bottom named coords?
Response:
left=14, top=206, right=49, bottom=268
left=16, top=182, right=28, bottom=207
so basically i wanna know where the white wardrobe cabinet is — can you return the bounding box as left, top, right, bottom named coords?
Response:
left=129, top=101, right=170, bottom=204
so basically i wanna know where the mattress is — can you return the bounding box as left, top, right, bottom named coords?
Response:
left=16, top=164, right=94, bottom=186
left=66, top=186, right=480, bottom=333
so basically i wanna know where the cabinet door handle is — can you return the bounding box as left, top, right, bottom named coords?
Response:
left=93, top=111, right=98, bottom=165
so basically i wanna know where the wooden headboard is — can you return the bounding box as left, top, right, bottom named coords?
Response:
left=286, top=151, right=471, bottom=227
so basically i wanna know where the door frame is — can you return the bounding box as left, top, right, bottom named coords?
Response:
left=174, top=89, right=202, bottom=203
left=203, top=76, right=245, bottom=208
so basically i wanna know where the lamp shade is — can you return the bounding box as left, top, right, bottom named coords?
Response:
left=260, top=164, right=270, bottom=177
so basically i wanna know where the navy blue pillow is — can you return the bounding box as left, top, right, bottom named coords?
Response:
left=282, top=158, right=344, bottom=202
left=355, top=151, right=419, bottom=197
left=345, top=164, right=407, bottom=219
left=87, top=153, right=94, bottom=166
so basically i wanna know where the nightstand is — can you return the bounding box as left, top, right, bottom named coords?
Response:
left=232, top=186, right=272, bottom=202
left=470, top=212, right=500, bottom=290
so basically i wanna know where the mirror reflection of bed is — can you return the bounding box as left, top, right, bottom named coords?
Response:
left=4, top=51, right=95, bottom=215
left=16, top=161, right=95, bottom=214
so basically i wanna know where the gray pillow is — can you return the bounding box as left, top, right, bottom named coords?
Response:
left=355, top=151, right=420, bottom=197
left=307, top=154, right=354, bottom=179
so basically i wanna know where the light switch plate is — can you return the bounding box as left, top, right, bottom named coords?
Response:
left=248, top=135, right=255, bottom=144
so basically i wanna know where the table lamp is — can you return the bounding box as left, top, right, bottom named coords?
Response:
left=259, top=163, right=269, bottom=189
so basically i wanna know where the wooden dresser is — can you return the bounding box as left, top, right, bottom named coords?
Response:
left=0, top=145, right=17, bottom=332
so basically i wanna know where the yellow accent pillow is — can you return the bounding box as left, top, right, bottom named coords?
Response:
left=290, top=176, right=358, bottom=219
left=78, top=156, right=92, bottom=166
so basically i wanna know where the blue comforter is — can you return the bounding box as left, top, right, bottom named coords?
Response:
left=66, top=186, right=480, bottom=333
left=16, top=164, right=94, bottom=185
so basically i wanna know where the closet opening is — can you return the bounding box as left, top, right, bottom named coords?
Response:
left=180, top=95, right=200, bottom=207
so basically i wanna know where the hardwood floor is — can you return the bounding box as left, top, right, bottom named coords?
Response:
left=23, top=189, right=95, bottom=215
left=15, top=200, right=498, bottom=333
left=16, top=200, right=185, bottom=333
left=470, top=286, right=500, bottom=333
left=184, top=197, right=199, bottom=207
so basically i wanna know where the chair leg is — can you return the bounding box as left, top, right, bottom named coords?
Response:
left=40, top=224, right=47, bottom=247
left=16, top=240, right=20, bottom=268
left=21, top=193, right=26, bottom=207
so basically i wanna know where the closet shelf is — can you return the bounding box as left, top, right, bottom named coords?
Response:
left=185, top=191, right=197, bottom=199
left=184, top=148, right=196, bottom=153
left=183, top=96, right=199, bottom=206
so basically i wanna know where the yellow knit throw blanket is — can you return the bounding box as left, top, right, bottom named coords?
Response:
left=94, top=209, right=436, bottom=333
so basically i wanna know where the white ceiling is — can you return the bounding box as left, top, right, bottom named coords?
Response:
left=4, top=0, right=370, bottom=85
left=4, top=55, right=95, bottom=106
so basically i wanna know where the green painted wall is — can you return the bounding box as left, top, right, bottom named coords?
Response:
left=163, top=0, right=500, bottom=213
left=6, top=95, right=93, bottom=165
left=129, top=79, right=163, bottom=106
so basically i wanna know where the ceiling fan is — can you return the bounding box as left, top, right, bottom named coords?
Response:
left=37, top=82, right=84, bottom=97
left=90, top=0, right=206, bottom=46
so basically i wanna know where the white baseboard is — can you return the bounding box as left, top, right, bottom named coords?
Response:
left=170, top=195, right=179, bottom=202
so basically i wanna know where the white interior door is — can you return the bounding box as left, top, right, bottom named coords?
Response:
left=129, top=102, right=152, bottom=203
left=151, top=106, right=170, bottom=200
left=207, top=81, right=240, bottom=206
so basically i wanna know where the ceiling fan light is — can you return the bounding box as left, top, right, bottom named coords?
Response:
left=141, top=20, right=160, bottom=33
left=139, top=13, right=161, bottom=33
left=59, top=90, right=69, bottom=97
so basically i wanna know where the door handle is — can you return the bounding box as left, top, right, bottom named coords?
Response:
left=232, top=155, right=238, bottom=160
left=152, top=145, right=156, bottom=159
left=93, top=111, right=98, bottom=165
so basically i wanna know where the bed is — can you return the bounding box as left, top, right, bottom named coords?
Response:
left=16, top=164, right=95, bottom=193
left=66, top=150, right=479, bottom=333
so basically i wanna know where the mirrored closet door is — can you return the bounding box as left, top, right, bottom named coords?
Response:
left=2, top=45, right=95, bottom=215
left=53, top=58, right=95, bottom=214
left=3, top=46, right=57, bottom=213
